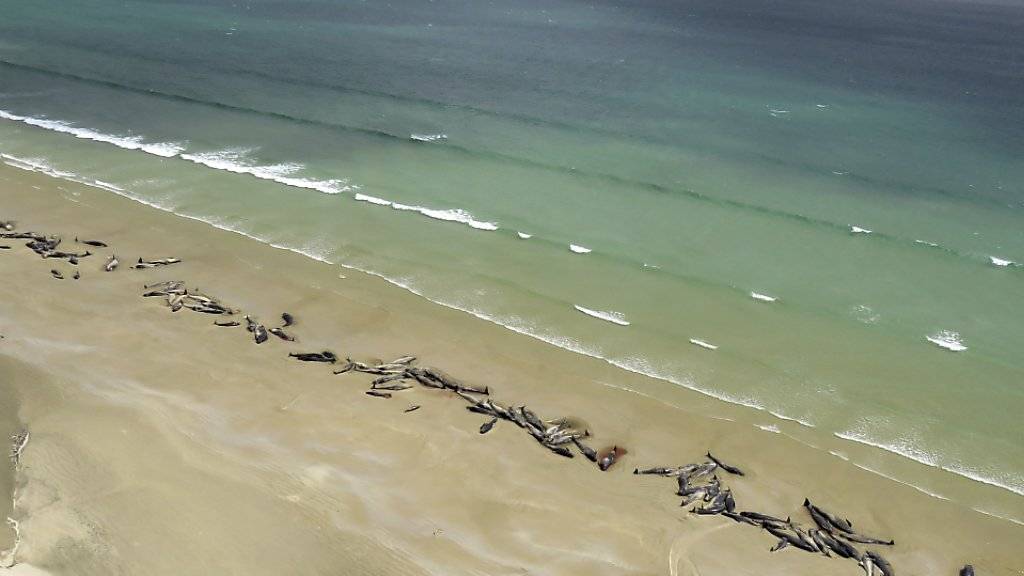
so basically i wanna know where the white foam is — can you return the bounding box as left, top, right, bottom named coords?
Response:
left=390, top=202, right=498, bottom=231
left=516, top=232, right=532, bottom=239
left=768, top=410, right=816, bottom=428
left=569, top=244, right=591, bottom=254
left=3, top=110, right=510, bottom=235
left=926, top=330, right=967, bottom=352
left=835, top=429, right=1024, bottom=497
left=337, top=264, right=606, bottom=360
left=573, top=305, right=630, bottom=326
left=756, top=424, right=781, bottom=434
left=180, top=149, right=351, bottom=195
left=354, top=193, right=392, bottom=206
left=1, top=155, right=144, bottom=203
left=0, top=109, right=184, bottom=158
left=750, top=291, right=777, bottom=303
left=689, top=338, right=718, bottom=350
left=140, top=142, right=185, bottom=158
left=989, top=256, right=1014, bottom=267
left=972, top=507, right=1024, bottom=527
left=851, top=304, right=880, bottom=325
left=851, top=462, right=950, bottom=500
left=409, top=133, right=447, bottom=143
left=606, top=356, right=767, bottom=412
left=914, top=239, right=940, bottom=248
left=828, top=449, right=850, bottom=461
left=350, top=195, right=498, bottom=231
left=850, top=225, right=872, bottom=234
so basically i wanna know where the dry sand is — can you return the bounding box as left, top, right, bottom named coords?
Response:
left=1, top=164, right=1021, bottom=575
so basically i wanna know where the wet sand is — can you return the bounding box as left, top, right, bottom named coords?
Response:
left=0, top=164, right=1021, bottom=575
left=0, top=376, right=19, bottom=561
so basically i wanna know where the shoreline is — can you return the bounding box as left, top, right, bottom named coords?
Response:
left=0, top=164, right=1021, bottom=574
left=4, top=149, right=1021, bottom=508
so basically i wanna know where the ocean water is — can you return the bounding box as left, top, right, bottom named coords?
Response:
left=1, top=0, right=1023, bottom=521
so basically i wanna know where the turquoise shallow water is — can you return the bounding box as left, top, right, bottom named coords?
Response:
left=1, top=0, right=1022, bottom=521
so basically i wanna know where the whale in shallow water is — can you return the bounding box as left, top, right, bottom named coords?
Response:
left=706, top=451, right=745, bottom=476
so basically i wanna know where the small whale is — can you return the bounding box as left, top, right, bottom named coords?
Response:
left=365, top=390, right=392, bottom=399
left=520, top=407, right=546, bottom=431
left=680, top=489, right=706, bottom=507
left=838, top=531, right=895, bottom=546
left=597, top=445, right=626, bottom=471
left=73, top=270, right=80, bottom=280
left=860, top=555, right=876, bottom=576
left=479, top=417, right=498, bottom=434
left=738, top=511, right=790, bottom=525
left=75, top=237, right=108, bottom=247
left=545, top=444, right=574, bottom=458
left=722, top=511, right=760, bottom=526
left=723, top=490, right=736, bottom=513
left=253, top=324, right=269, bottom=344
left=404, top=405, right=421, bottom=413
left=133, top=257, right=181, bottom=269
left=215, top=320, right=240, bottom=327
left=281, top=312, right=295, bottom=327
left=269, top=327, right=295, bottom=341
left=703, top=477, right=721, bottom=500
left=288, top=351, right=337, bottom=363
left=769, top=537, right=789, bottom=552
left=634, top=466, right=675, bottom=476
left=572, top=438, right=598, bottom=462
left=104, top=255, right=119, bottom=272
left=803, top=499, right=854, bottom=534
left=692, top=490, right=728, bottom=515
left=808, top=529, right=831, bottom=557
left=959, top=565, right=974, bottom=576
left=864, top=551, right=894, bottom=576
left=765, top=525, right=818, bottom=553
left=818, top=530, right=861, bottom=560
left=50, top=269, right=63, bottom=280
left=144, top=280, right=184, bottom=291
left=706, top=452, right=745, bottom=476
left=0, top=220, right=15, bottom=231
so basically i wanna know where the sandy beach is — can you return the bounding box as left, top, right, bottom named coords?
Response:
left=1, top=163, right=1021, bottom=575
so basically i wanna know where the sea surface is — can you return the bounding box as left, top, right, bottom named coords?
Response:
left=1, top=0, right=1022, bottom=523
